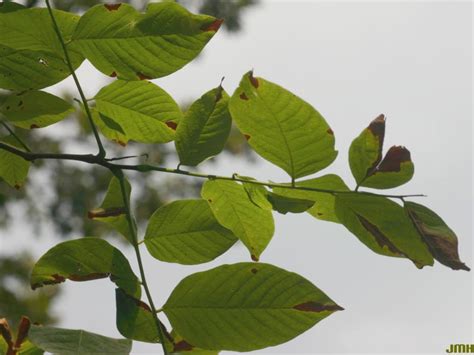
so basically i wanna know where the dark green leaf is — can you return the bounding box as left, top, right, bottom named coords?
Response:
left=229, top=71, right=337, bottom=179
left=176, top=85, right=232, bottom=166
left=335, top=193, right=434, bottom=268
left=144, top=199, right=237, bottom=265
left=29, top=325, right=132, bottom=355
left=0, top=135, right=30, bottom=189
left=163, top=262, right=343, bottom=351
left=201, top=180, right=274, bottom=261
left=31, top=237, right=141, bottom=298
left=71, top=2, right=222, bottom=80
left=405, top=201, right=470, bottom=271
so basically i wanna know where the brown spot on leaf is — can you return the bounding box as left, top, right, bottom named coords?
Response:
left=376, top=146, right=411, bottom=173
left=365, top=114, right=386, bottom=177
left=239, top=92, right=249, bottom=100
left=251, top=254, right=259, bottom=262
left=327, top=128, right=334, bottom=135
left=69, top=272, right=109, bottom=282
left=173, top=340, right=194, bottom=352
left=30, top=124, right=39, bottom=129
left=32, top=273, right=67, bottom=290
left=357, top=215, right=404, bottom=257
left=110, top=71, right=117, bottom=78
left=137, top=72, right=151, bottom=81
left=14, top=183, right=21, bottom=190
left=251, top=268, right=258, bottom=274
left=104, top=3, right=121, bottom=11
left=249, top=72, right=259, bottom=88
left=88, top=207, right=126, bottom=219
left=244, top=134, right=251, bottom=141
left=17, top=100, right=23, bottom=107
left=293, top=301, right=344, bottom=313
left=201, top=18, right=224, bottom=32
left=14, top=317, right=31, bottom=349
left=317, top=212, right=323, bottom=216
left=166, top=121, right=178, bottom=130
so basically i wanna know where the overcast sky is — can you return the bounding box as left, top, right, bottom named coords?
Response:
left=2, top=1, right=472, bottom=354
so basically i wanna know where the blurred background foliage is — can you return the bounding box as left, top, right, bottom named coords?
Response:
left=0, top=0, right=258, bottom=330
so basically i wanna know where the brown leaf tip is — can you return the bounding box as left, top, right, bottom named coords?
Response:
left=293, top=301, right=344, bottom=313
left=368, top=114, right=386, bottom=139
left=88, top=207, right=126, bottom=219
left=251, top=254, right=259, bottom=262
left=377, top=146, right=411, bottom=172
left=137, top=72, right=151, bottom=81
left=166, top=121, right=178, bottom=130
left=244, top=134, right=251, bottom=141
left=14, top=316, right=31, bottom=349
left=30, top=124, right=39, bottom=129
left=110, top=71, right=117, bottom=78
left=173, top=340, right=194, bottom=352
left=104, top=4, right=121, bottom=11
left=249, top=71, right=259, bottom=88
left=202, top=18, right=224, bottom=32
left=327, top=128, right=334, bottom=135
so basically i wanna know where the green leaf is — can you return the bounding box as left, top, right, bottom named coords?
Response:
left=28, top=325, right=132, bottom=355
left=31, top=237, right=141, bottom=298
left=229, top=71, right=337, bottom=179
left=0, top=135, right=30, bottom=189
left=349, top=115, right=414, bottom=189
left=0, top=91, right=74, bottom=129
left=273, top=174, right=350, bottom=223
left=94, top=80, right=182, bottom=144
left=163, top=262, right=343, bottom=351
left=0, top=7, right=83, bottom=91
left=144, top=199, right=237, bottom=265
left=201, top=180, right=274, bottom=261
left=335, top=193, right=434, bottom=268
left=405, top=201, right=470, bottom=271
left=70, top=2, right=222, bottom=80
left=115, top=288, right=161, bottom=343
left=175, top=85, right=232, bottom=166
left=88, top=176, right=134, bottom=244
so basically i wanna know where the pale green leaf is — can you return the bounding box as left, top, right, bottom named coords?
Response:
left=335, top=193, right=434, bottom=268
left=88, top=176, right=135, bottom=244
left=405, top=201, right=470, bottom=271
left=94, top=80, right=182, bottom=144
left=0, top=135, right=30, bottom=188
left=30, top=237, right=141, bottom=298
left=349, top=115, right=414, bottom=189
left=176, top=85, right=231, bottom=166
left=273, top=174, right=350, bottom=223
left=201, top=180, right=274, bottom=261
left=144, top=199, right=237, bottom=265
left=229, top=71, right=337, bottom=179
left=163, top=262, right=343, bottom=351
left=0, top=6, right=83, bottom=90
left=115, top=288, right=161, bottom=343
left=71, top=2, right=221, bottom=80
left=0, top=91, right=74, bottom=129
left=29, top=325, right=132, bottom=355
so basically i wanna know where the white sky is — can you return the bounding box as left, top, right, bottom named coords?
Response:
left=1, top=1, right=472, bottom=354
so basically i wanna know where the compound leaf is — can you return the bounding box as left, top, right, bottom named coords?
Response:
left=229, top=71, right=337, bottom=179
left=335, top=193, right=434, bottom=268
left=349, top=115, right=414, bottom=189
left=176, top=85, right=231, bottom=166
left=163, top=262, right=343, bottom=351
left=144, top=199, right=237, bottom=265
left=201, top=180, right=274, bottom=261
left=88, top=175, right=134, bottom=244
left=0, top=135, right=30, bottom=189
left=0, top=6, right=83, bottom=91
left=0, top=91, right=74, bottom=129
left=115, top=288, right=162, bottom=343
left=31, top=237, right=141, bottom=298
left=405, top=201, right=470, bottom=271
left=273, top=174, right=350, bottom=223
left=71, top=2, right=222, bottom=80
left=94, top=80, right=182, bottom=144
left=29, top=325, right=131, bottom=355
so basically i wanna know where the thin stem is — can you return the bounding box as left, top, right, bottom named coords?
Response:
left=44, top=0, right=106, bottom=158
left=114, top=169, right=169, bottom=355
left=0, top=121, right=31, bottom=152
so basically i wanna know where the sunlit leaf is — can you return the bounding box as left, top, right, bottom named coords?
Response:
left=0, top=91, right=74, bottom=129
left=29, top=325, right=131, bottom=355
left=229, top=71, right=337, bottom=179
left=115, top=288, right=161, bottom=343
left=349, top=115, right=414, bottom=189
left=273, top=174, right=350, bottom=223
left=88, top=175, right=135, bottom=244
left=0, top=6, right=83, bottom=91
left=94, top=80, right=182, bottom=144
left=31, top=237, right=141, bottom=298
left=201, top=180, right=274, bottom=261
left=144, top=199, right=237, bottom=265
left=0, top=135, right=30, bottom=189
left=405, top=201, right=470, bottom=271
left=176, top=85, right=232, bottom=166
left=163, top=262, right=343, bottom=351
left=71, top=2, right=222, bottom=80
left=335, top=193, right=434, bottom=268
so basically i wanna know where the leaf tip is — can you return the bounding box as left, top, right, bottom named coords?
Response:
left=104, top=3, right=121, bottom=11
left=293, top=301, right=344, bottom=313
left=202, top=18, right=224, bottom=32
